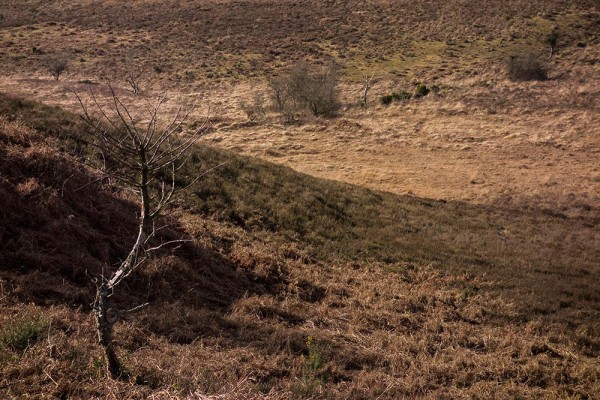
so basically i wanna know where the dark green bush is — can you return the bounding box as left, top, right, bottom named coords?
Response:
left=547, top=30, right=559, bottom=55
left=380, top=94, right=394, bottom=105
left=414, top=83, right=430, bottom=98
left=392, top=91, right=412, bottom=101
left=381, top=91, right=411, bottom=105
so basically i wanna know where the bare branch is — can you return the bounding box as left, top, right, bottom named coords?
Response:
left=120, top=302, right=150, bottom=315
left=142, top=95, right=166, bottom=148
left=108, top=84, right=143, bottom=145
left=145, top=239, right=192, bottom=254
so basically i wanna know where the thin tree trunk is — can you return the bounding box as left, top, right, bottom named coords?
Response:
left=95, top=161, right=151, bottom=378
left=107, top=223, right=147, bottom=288
left=94, top=283, right=122, bottom=378
left=361, top=74, right=374, bottom=108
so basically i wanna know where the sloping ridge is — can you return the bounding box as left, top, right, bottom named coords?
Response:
left=1, top=94, right=599, bottom=399
left=0, top=105, right=261, bottom=314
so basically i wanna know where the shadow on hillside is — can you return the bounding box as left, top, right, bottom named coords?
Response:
left=0, top=114, right=271, bottom=316
left=0, top=120, right=137, bottom=305
left=3, top=114, right=599, bottom=359
left=2, top=91, right=600, bottom=362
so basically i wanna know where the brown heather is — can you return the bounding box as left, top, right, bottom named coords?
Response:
left=1, top=0, right=600, bottom=398
left=1, top=94, right=599, bottom=399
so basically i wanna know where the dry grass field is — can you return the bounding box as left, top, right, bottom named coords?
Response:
left=1, top=0, right=599, bottom=399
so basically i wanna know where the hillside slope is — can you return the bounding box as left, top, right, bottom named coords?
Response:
left=1, top=96, right=599, bottom=398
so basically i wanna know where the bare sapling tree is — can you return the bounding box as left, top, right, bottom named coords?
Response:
left=290, top=62, right=340, bottom=117
left=239, top=92, right=267, bottom=122
left=125, top=64, right=144, bottom=95
left=73, top=86, right=208, bottom=379
left=268, top=75, right=299, bottom=123
left=360, top=73, right=375, bottom=108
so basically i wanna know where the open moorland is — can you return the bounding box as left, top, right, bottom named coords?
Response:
left=1, top=0, right=599, bottom=399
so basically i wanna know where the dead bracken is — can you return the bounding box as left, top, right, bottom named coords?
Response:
left=1, top=0, right=599, bottom=398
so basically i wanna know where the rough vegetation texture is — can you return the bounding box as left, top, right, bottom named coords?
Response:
left=1, top=0, right=599, bottom=398
left=0, top=0, right=599, bottom=82
left=1, top=95, right=599, bottom=399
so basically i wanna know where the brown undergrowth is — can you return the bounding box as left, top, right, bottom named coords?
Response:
left=1, top=1, right=599, bottom=398
left=1, top=96, right=599, bottom=398
left=1, top=0, right=599, bottom=85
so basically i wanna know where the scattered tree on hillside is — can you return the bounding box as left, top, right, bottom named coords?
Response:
left=124, top=63, right=144, bottom=95
left=268, top=75, right=299, bottom=123
left=360, top=73, right=375, bottom=108
left=74, top=86, right=209, bottom=378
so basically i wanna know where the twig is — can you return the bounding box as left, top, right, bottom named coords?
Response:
left=121, top=302, right=150, bottom=315
left=145, top=239, right=192, bottom=253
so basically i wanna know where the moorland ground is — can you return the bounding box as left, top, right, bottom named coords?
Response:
left=1, top=0, right=599, bottom=398
left=1, top=0, right=599, bottom=214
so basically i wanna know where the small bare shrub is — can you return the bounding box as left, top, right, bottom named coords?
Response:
left=268, top=63, right=340, bottom=120
left=507, top=53, right=548, bottom=81
left=268, top=76, right=299, bottom=123
left=294, top=63, right=341, bottom=117
left=124, top=65, right=144, bottom=95
left=268, top=76, right=290, bottom=112
left=46, top=56, right=68, bottom=81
